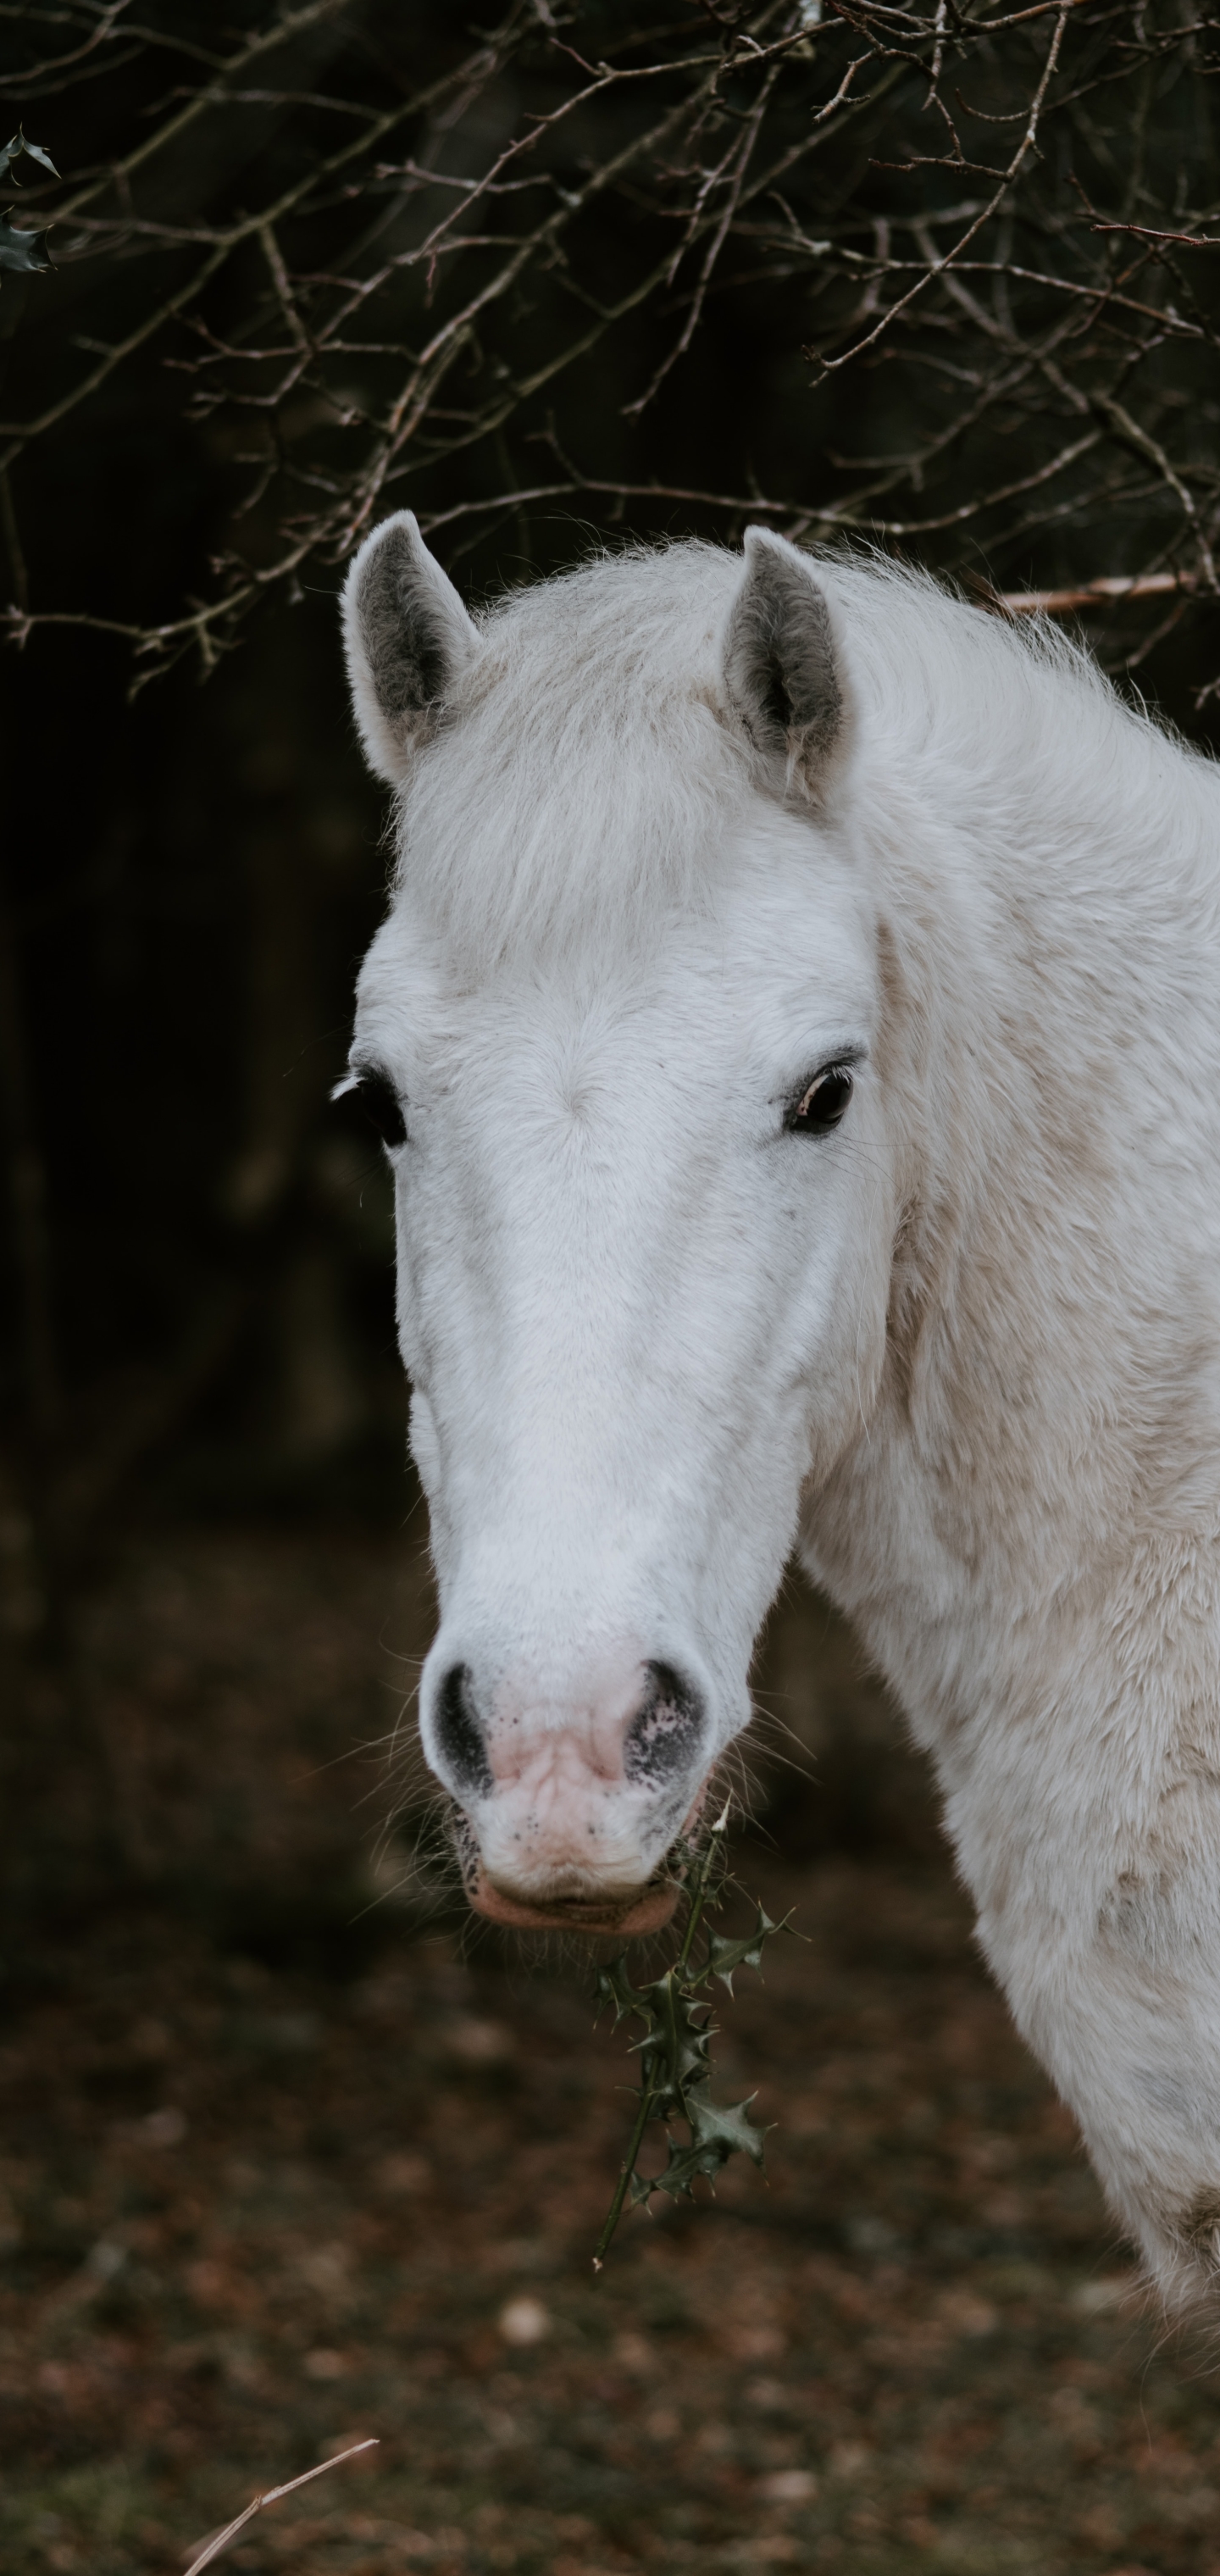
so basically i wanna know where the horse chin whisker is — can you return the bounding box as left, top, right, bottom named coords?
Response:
left=448, top=1802, right=481, bottom=1897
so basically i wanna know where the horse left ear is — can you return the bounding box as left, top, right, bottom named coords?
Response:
left=341, top=510, right=480, bottom=786
left=721, top=527, right=848, bottom=800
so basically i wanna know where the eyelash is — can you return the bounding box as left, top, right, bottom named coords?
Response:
left=784, top=1063, right=856, bottom=1136
left=354, top=1067, right=408, bottom=1148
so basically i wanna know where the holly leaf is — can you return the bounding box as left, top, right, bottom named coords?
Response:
left=0, top=214, right=50, bottom=275
left=0, top=130, right=59, bottom=185
left=631, top=1969, right=713, bottom=2112
left=590, top=1808, right=790, bottom=2266
left=707, top=1906, right=790, bottom=1995
left=687, top=2081, right=770, bottom=2167
left=594, top=1955, right=648, bottom=2029
left=630, top=2131, right=723, bottom=2205
left=629, top=2084, right=768, bottom=2206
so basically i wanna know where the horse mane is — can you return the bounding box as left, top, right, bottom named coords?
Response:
left=387, top=536, right=1213, bottom=974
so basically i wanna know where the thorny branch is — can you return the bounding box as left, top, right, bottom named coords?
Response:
left=2, top=0, right=1219, bottom=690
left=592, top=1801, right=792, bottom=2268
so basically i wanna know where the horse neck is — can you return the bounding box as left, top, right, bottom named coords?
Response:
left=815, top=688, right=1220, bottom=1690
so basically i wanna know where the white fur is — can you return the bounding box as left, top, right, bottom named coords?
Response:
left=346, top=525, right=1220, bottom=2307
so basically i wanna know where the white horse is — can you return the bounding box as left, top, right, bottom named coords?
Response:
left=340, top=512, right=1220, bottom=2309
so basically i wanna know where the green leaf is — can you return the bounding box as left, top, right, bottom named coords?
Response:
left=687, top=2081, right=769, bottom=2167
left=16, top=136, right=58, bottom=180
left=0, top=130, right=59, bottom=185
left=707, top=1905, right=791, bottom=1995
left=0, top=215, right=50, bottom=275
left=629, top=2084, right=769, bottom=2206
left=630, top=2133, right=721, bottom=2205
left=591, top=1809, right=796, bottom=2264
left=631, top=1969, right=713, bottom=2112
left=594, top=1955, right=647, bottom=2029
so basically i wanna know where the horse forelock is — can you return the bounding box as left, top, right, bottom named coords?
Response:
left=386, top=541, right=753, bottom=971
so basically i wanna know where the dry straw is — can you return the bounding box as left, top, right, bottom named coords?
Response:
left=182, top=2438, right=379, bottom=2576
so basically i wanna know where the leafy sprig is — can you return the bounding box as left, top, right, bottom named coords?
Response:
left=592, top=1802, right=791, bottom=2269
left=0, top=130, right=58, bottom=282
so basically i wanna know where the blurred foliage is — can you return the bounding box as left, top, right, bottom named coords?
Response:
left=0, top=129, right=56, bottom=275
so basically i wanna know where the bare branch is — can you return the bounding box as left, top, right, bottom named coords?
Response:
left=4, top=0, right=1216, bottom=681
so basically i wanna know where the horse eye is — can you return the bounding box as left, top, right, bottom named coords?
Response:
left=356, top=1068, right=408, bottom=1148
left=787, top=1065, right=853, bottom=1135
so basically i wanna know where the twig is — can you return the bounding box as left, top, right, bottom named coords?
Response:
left=592, top=2063, right=659, bottom=2273
left=624, top=59, right=782, bottom=418
left=993, top=570, right=1195, bottom=613
left=182, top=2440, right=379, bottom=2576
left=1091, top=219, right=1220, bottom=251
left=811, top=0, right=1073, bottom=375
left=4, top=0, right=1216, bottom=680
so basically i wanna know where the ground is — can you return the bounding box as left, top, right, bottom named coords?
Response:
left=3, top=1526, right=1219, bottom=2576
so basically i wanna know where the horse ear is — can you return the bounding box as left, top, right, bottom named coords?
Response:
left=341, top=511, right=480, bottom=786
left=721, top=526, right=847, bottom=799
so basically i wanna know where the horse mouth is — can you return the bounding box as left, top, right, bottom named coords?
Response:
left=450, top=1796, right=701, bottom=1938
left=470, top=1868, right=679, bottom=1936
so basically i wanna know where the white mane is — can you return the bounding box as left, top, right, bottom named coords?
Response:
left=390, top=540, right=1215, bottom=978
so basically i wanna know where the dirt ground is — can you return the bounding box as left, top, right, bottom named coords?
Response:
left=3, top=1526, right=1220, bottom=2576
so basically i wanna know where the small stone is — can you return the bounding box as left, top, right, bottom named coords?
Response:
left=497, top=2295, right=549, bottom=2346
left=445, top=2017, right=514, bottom=2065
left=757, top=2469, right=818, bottom=2505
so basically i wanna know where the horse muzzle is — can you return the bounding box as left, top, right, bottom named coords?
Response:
left=423, top=1644, right=711, bottom=1935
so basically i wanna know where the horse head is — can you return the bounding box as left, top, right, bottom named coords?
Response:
left=341, top=515, right=896, bottom=1933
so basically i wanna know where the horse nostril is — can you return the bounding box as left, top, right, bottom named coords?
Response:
left=624, top=1660, right=706, bottom=1785
left=433, top=1663, right=493, bottom=1799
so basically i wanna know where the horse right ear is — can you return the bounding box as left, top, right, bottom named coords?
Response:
left=721, top=527, right=849, bottom=802
left=341, top=511, right=480, bottom=786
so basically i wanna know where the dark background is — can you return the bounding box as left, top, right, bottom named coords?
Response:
left=3, top=10, right=1220, bottom=2572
